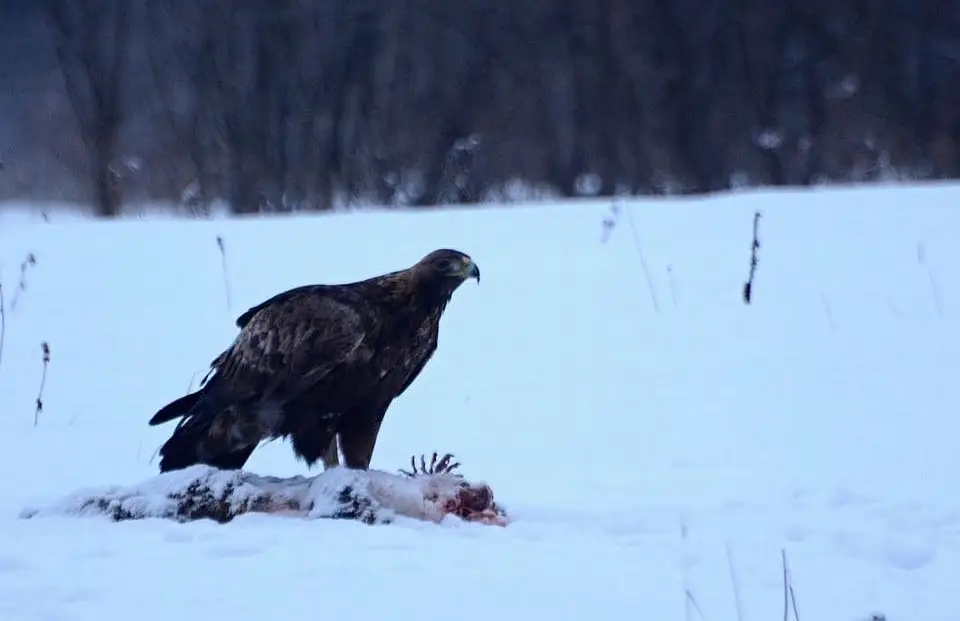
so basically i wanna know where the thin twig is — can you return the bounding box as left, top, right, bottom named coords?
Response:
left=686, top=590, right=706, bottom=621
left=820, top=293, right=836, bottom=333
left=790, top=582, right=800, bottom=621
left=34, top=342, right=50, bottom=426
left=781, top=549, right=800, bottom=621
left=216, top=236, right=232, bottom=310
left=927, top=270, right=944, bottom=318
left=782, top=549, right=789, bottom=621
left=186, top=369, right=203, bottom=394
left=725, top=542, right=745, bottom=621
left=680, top=520, right=707, bottom=621
left=11, top=253, right=37, bottom=312
left=625, top=205, right=660, bottom=313
left=743, top=212, right=761, bottom=304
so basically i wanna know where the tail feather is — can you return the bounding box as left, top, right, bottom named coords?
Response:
left=150, top=388, right=258, bottom=473
left=149, top=391, right=202, bottom=426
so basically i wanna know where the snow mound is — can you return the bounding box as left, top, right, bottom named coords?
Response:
left=19, top=456, right=508, bottom=527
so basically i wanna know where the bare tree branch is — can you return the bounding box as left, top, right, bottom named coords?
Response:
left=42, top=0, right=130, bottom=216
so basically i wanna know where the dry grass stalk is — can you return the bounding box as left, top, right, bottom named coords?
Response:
left=743, top=211, right=761, bottom=304
left=34, top=341, right=50, bottom=426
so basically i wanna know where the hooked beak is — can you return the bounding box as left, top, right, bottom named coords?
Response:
left=464, top=260, right=480, bottom=284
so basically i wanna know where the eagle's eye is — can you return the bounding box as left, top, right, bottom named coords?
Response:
left=437, top=258, right=458, bottom=272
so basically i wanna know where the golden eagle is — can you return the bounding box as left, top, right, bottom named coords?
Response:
left=148, top=248, right=479, bottom=473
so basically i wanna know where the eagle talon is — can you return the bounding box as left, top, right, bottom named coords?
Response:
left=398, top=451, right=464, bottom=478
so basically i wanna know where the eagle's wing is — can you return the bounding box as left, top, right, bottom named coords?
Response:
left=234, top=284, right=325, bottom=328
left=215, top=290, right=370, bottom=403
left=149, top=288, right=373, bottom=471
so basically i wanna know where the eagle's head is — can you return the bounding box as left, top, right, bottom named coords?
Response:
left=416, top=249, right=480, bottom=290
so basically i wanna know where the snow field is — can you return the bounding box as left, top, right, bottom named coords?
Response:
left=1, top=183, right=959, bottom=620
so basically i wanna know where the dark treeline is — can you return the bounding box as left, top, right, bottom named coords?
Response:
left=6, top=0, right=960, bottom=215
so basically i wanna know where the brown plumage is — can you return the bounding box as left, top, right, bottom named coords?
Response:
left=148, top=248, right=480, bottom=473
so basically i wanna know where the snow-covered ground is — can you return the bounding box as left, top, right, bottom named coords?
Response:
left=1, top=183, right=958, bottom=621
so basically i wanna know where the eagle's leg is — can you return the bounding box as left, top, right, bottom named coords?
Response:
left=338, top=405, right=388, bottom=470
left=321, top=435, right=340, bottom=469
left=287, top=417, right=338, bottom=470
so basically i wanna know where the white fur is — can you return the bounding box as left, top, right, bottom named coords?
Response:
left=19, top=465, right=492, bottom=525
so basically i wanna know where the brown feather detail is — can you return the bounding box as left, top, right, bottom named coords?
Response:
left=219, top=294, right=369, bottom=399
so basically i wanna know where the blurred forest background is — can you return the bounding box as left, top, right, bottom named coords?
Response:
left=1, top=0, right=959, bottom=216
